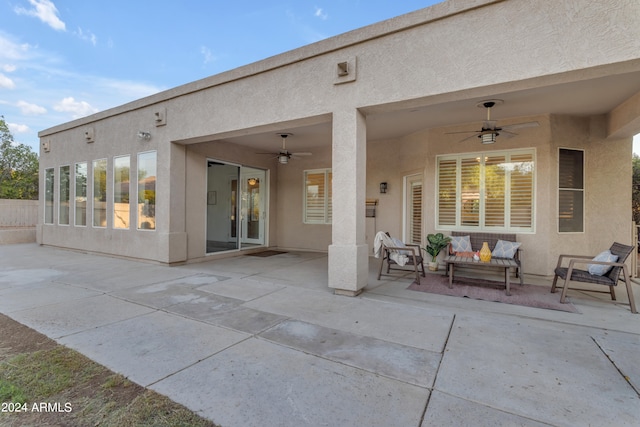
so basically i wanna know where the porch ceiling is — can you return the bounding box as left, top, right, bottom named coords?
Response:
left=216, top=69, right=640, bottom=153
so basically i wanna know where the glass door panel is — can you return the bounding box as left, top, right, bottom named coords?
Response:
left=241, top=167, right=265, bottom=246
left=206, top=161, right=240, bottom=253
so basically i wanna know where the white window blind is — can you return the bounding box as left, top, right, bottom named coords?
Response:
left=437, top=149, right=535, bottom=232
left=304, top=169, right=332, bottom=224
left=410, top=180, right=422, bottom=244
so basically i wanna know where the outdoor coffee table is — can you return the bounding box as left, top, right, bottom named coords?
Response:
left=444, top=255, right=520, bottom=296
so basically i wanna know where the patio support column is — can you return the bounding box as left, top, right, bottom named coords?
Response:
left=328, top=107, right=368, bottom=296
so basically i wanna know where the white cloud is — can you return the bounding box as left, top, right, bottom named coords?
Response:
left=75, top=27, right=97, bottom=46
left=17, top=100, right=47, bottom=115
left=0, top=34, right=33, bottom=62
left=0, top=73, right=15, bottom=89
left=53, top=97, right=99, bottom=119
left=3, top=65, right=17, bottom=73
left=8, top=123, right=30, bottom=133
left=100, top=79, right=163, bottom=100
left=200, top=46, right=216, bottom=64
left=314, top=7, right=328, bottom=20
left=14, top=0, right=66, bottom=31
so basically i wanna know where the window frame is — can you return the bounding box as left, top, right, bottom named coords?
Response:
left=113, top=155, right=131, bottom=230
left=436, top=148, right=536, bottom=233
left=303, top=168, right=332, bottom=224
left=137, top=150, right=157, bottom=231
left=92, top=158, right=108, bottom=228
left=44, top=168, right=55, bottom=224
left=558, top=147, right=585, bottom=234
left=74, top=162, right=88, bottom=227
left=58, top=165, right=71, bottom=225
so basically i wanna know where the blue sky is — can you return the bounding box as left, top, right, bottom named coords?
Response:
left=0, top=0, right=441, bottom=152
left=2, top=0, right=639, bottom=154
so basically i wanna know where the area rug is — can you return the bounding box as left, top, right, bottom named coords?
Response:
left=245, top=250, right=288, bottom=257
left=408, top=274, right=578, bottom=313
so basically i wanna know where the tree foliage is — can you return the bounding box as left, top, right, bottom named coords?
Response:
left=0, top=116, right=39, bottom=200
left=633, top=154, right=640, bottom=225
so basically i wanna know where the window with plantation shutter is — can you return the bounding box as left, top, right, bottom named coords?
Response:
left=437, top=149, right=535, bottom=232
left=304, top=169, right=332, bottom=224
left=411, top=183, right=422, bottom=244
left=438, top=159, right=457, bottom=226
left=558, top=148, right=584, bottom=232
left=405, top=175, right=423, bottom=245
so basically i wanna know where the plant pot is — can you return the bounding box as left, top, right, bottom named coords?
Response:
left=428, top=261, right=439, bottom=271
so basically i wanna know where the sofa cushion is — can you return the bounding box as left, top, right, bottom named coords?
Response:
left=491, top=240, right=521, bottom=259
left=451, top=235, right=472, bottom=253
left=587, top=250, right=618, bottom=276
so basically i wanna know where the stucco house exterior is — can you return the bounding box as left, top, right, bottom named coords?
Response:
left=38, top=0, right=640, bottom=296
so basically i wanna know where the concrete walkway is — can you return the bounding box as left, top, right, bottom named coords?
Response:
left=0, top=243, right=638, bottom=426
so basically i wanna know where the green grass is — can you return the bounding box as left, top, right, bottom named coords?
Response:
left=0, top=346, right=218, bottom=427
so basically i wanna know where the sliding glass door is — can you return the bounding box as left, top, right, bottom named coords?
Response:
left=206, top=161, right=266, bottom=253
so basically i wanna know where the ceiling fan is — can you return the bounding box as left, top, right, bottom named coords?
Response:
left=257, top=133, right=312, bottom=164
left=447, top=100, right=539, bottom=144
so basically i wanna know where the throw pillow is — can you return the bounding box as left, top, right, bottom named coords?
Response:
left=450, top=235, right=472, bottom=253
left=491, top=240, right=522, bottom=259
left=588, top=250, right=619, bottom=276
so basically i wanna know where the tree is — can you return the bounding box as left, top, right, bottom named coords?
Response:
left=633, top=154, right=640, bottom=226
left=0, top=116, right=39, bottom=200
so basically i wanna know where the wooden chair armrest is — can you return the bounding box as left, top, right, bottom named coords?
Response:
left=556, top=254, right=593, bottom=268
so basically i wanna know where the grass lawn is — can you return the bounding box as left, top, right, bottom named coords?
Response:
left=0, top=314, right=219, bottom=427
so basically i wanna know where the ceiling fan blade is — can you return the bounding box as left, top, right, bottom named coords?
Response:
left=458, top=133, right=481, bottom=143
left=256, top=152, right=279, bottom=155
left=445, top=130, right=479, bottom=135
left=500, top=130, right=519, bottom=138
left=501, top=121, right=539, bottom=131
left=291, top=152, right=312, bottom=156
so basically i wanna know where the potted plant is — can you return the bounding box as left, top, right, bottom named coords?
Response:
left=425, top=233, right=451, bottom=271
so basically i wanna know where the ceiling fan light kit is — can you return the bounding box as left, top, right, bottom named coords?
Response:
left=256, top=133, right=313, bottom=164
left=480, top=131, right=497, bottom=144
left=446, top=99, right=538, bottom=144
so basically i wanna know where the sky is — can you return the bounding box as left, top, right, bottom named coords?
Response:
left=1, top=0, right=443, bottom=152
left=1, top=0, right=639, bottom=154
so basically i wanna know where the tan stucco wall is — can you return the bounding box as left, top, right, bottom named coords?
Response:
left=362, top=114, right=633, bottom=277
left=37, top=0, right=640, bottom=274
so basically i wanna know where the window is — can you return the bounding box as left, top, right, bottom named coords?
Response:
left=558, top=148, right=584, bottom=233
left=437, top=149, right=535, bottom=232
left=44, top=168, right=54, bottom=224
left=405, top=174, right=423, bottom=245
left=59, top=165, right=70, bottom=225
left=75, top=162, right=87, bottom=226
left=113, top=155, right=130, bottom=229
left=137, top=151, right=156, bottom=230
left=93, top=159, right=107, bottom=227
left=304, top=169, right=332, bottom=224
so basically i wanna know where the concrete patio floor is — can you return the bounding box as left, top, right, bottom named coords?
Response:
left=0, top=243, right=638, bottom=426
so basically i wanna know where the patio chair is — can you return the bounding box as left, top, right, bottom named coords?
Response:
left=551, top=242, right=637, bottom=313
left=374, top=231, right=425, bottom=282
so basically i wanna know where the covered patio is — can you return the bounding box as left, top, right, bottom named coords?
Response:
left=38, top=0, right=640, bottom=298
left=0, top=243, right=638, bottom=426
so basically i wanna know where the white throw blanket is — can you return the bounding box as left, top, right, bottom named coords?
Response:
left=373, top=231, right=409, bottom=266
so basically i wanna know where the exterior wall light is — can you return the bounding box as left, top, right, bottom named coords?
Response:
left=380, top=182, right=388, bottom=193
left=138, top=131, right=152, bottom=141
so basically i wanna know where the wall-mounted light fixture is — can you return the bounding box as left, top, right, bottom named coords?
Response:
left=380, top=182, right=388, bottom=194
left=248, top=178, right=258, bottom=186
left=137, top=131, right=151, bottom=141
left=84, top=127, right=95, bottom=143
